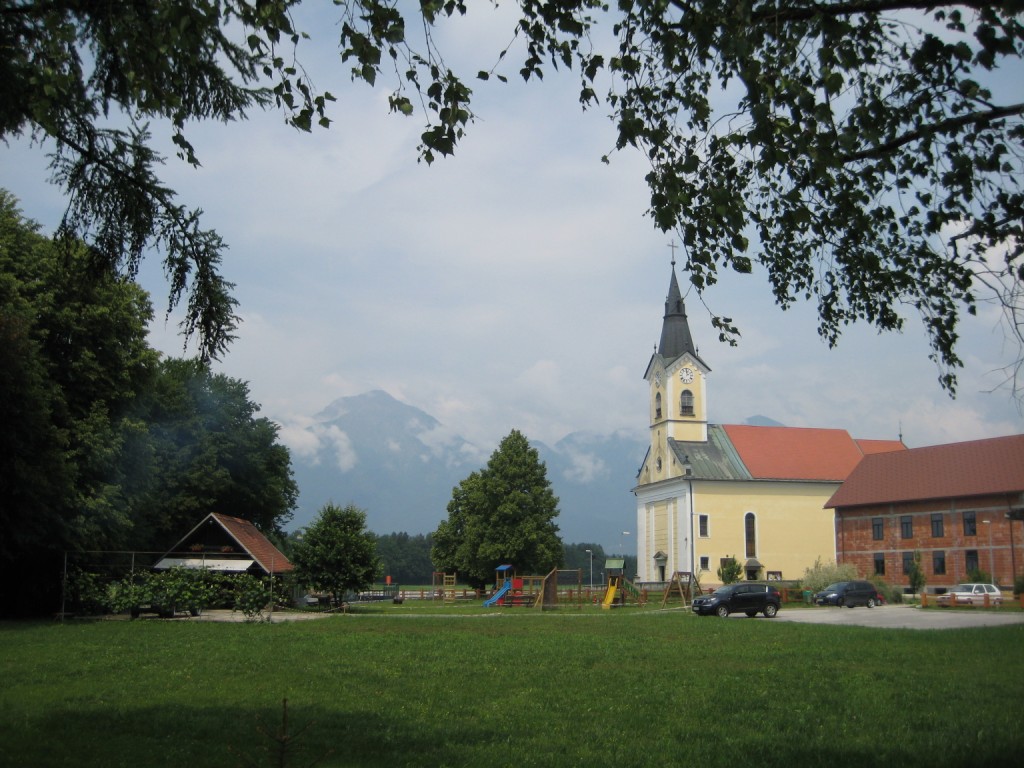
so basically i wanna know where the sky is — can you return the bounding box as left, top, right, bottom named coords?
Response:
left=3, top=3, right=1022, bottom=469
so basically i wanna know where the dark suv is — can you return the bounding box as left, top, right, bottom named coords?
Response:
left=692, top=583, right=781, bottom=618
left=813, top=580, right=878, bottom=608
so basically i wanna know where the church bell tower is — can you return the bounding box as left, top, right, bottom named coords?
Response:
left=640, top=262, right=710, bottom=484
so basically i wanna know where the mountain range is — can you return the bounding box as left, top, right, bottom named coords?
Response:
left=286, top=390, right=782, bottom=550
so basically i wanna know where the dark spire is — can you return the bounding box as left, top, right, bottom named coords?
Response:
left=658, top=266, right=698, bottom=361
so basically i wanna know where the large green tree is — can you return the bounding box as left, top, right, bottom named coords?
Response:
left=0, top=191, right=297, bottom=614
left=432, top=429, right=562, bottom=590
left=126, top=357, right=298, bottom=551
left=292, top=503, right=379, bottom=604
left=1, top=190, right=158, bottom=613
left=4, top=1, right=1022, bottom=391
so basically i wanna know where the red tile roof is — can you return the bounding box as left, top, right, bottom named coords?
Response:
left=827, top=434, right=1024, bottom=509
left=212, top=513, right=294, bottom=574
left=722, top=425, right=905, bottom=482
left=856, top=439, right=907, bottom=455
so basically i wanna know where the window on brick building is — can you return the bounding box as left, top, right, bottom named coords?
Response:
left=931, top=513, right=944, bottom=538
left=872, top=517, right=884, bottom=540
left=900, top=515, right=913, bottom=539
left=965, top=549, right=979, bottom=574
left=963, top=511, right=977, bottom=536
left=902, top=552, right=914, bottom=574
left=873, top=553, right=885, bottom=576
left=932, top=551, right=946, bottom=575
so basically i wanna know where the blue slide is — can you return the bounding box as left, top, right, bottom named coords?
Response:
left=483, top=580, right=512, bottom=607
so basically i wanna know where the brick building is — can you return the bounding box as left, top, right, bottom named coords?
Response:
left=826, top=435, right=1024, bottom=590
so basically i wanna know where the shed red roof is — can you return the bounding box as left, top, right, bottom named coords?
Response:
left=722, top=425, right=905, bottom=482
left=826, top=434, right=1024, bottom=509
left=212, top=513, right=294, bottom=573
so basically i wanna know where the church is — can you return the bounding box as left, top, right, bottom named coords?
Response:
left=633, top=264, right=905, bottom=587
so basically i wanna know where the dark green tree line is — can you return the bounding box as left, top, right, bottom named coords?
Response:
left=374, top=532, right=436, bottom=586
left=0, top=192, right=296, bottom=614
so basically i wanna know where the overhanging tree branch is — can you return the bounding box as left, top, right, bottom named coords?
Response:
left=838, top=102, right=1024, bottom=163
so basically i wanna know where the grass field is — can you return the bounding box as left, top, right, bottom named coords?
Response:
left=1, top=604, right=1022, bottom=767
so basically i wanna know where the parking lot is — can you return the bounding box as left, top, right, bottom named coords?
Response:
left=771, top=603, right=1024, bottom=629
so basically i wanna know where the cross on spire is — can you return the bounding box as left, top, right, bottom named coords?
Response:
left=668, top=240, right=678, bottom=267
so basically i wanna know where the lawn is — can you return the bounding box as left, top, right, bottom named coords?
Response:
left=1, top=605, right=1021, bottom=767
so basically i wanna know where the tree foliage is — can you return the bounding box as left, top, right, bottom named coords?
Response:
left=6, top=2, right=1022, bottom=388
left=800, top=556, right=860, bottom=593
left=431, top=429, right=563, bottom=590
left=291, top=503, right=379, bottom=603
left=0, top=191, right=296, bottom=614
left=717, top=556, right=744, bottom=585
left=126, top=357, right=298, bottom=551
left=374, top=532, right=436, bottom=585
left=0, top=190, right=158, bottom=566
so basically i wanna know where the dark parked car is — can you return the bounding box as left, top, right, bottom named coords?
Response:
left=692, top=583, right=781, bottom=618
left=814, top=580, right=879, bottom=608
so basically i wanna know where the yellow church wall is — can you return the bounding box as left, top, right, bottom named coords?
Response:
left=650, top=500, right=671, bottom=562
left=693, top=480, right=840, bottom=584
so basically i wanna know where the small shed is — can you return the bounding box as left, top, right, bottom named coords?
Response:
left=154, top=513, right=293, bottom=576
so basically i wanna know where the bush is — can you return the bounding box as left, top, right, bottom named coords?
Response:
left=870, top=577, right=903, bottom=604
left=108, top=568, right=221, bottom=617
left=1014, top=573, right=1024, bottom=597
left=232, top=573, right=270, bottom=621
left=967, top=568, right=993, bottom=584
left=717, top=556, right=743, bottom=584
left=65, top=568, right=111, bottom=615
left=800, top=557, right=859, bottom=594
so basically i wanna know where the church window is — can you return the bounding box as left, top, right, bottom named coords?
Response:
left=744, top=513, right=756, bottom=558
left=699, top=556, right=710, bottom=571
left=698, top=514, right=709, bottom=537
left=655, top=392, right=662, bottom=419
left=680, top=390, right=694, bottom=416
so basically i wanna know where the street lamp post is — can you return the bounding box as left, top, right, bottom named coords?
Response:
left=621, top=531, right=631, bottom=577
left=585, top=549, right=593, bottom=591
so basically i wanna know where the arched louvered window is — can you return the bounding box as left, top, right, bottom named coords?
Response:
left=680, top=389, right=694, bottom=416
left=655, top=391, right=662, bottom=419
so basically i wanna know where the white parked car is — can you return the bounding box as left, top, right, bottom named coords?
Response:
left=937, top=583, right=1003, bottom=606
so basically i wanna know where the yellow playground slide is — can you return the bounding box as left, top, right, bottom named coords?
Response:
left=601, top=583, right=617, bottom=609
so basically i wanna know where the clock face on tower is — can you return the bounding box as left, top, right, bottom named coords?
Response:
left=680, top=367, right=695, bottom=384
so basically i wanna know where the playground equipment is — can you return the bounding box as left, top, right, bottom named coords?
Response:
left=432, top=571, right=458, bottom=604
left=483, top=565, right=585, bottom=609
left=660, top=571, right=702, bottom=608
left=601, top=558, right=646, bottom=608
left=483, top=565, right=515, bottom=607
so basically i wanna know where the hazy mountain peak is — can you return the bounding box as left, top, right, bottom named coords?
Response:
left=743, top=414, right=785, bottom=427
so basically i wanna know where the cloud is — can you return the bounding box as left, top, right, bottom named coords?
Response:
left=561, top=450, right=610, bottom=484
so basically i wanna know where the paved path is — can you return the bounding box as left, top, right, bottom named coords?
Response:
left=770, top=603, right=1024, bottom=629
